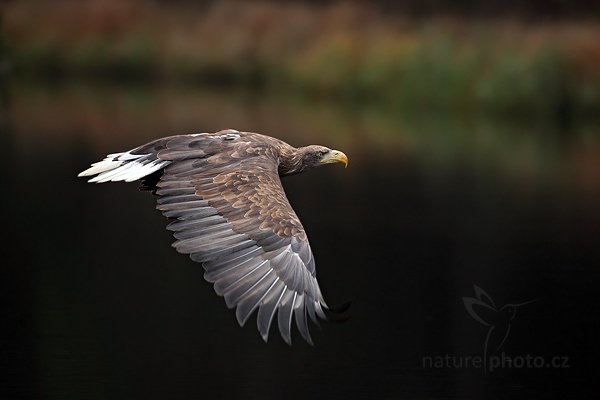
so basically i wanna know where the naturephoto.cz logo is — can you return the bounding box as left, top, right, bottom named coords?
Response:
left=422, top=285, right=570, bottom=374
left=422, top=352, right=570, bottom=373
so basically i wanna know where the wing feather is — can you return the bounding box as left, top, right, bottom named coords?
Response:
left=278, top=291, right=297, bottom=345
left=153, top=134, right=328, bottom=344
left=80, top=131, right=330, bottom=345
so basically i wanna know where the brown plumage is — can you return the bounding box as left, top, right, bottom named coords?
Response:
left=78, top=129, right=348, bottom=345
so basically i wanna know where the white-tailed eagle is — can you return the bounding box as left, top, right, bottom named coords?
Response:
left=78, top=129, right=348, bottom=345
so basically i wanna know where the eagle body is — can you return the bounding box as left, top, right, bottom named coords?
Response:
left=79, top=129, right=348, bottom=345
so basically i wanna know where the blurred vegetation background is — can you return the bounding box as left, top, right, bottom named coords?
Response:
left=2, top=0, right=600, bottom=196
left=3, top=0, right=600, bottom=117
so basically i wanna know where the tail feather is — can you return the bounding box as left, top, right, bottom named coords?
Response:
left=77, top=154, right=125, bottom=177
left=78, top=151, right=170, bottom=183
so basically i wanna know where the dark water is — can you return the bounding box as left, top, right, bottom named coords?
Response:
left=3, top=82, right=600, bottom=399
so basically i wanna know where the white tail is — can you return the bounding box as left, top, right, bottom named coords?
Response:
left=78, top=151, right=170, bottom=183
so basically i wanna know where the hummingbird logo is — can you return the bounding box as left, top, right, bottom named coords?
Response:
left=463, top=285, right=538, bottom=364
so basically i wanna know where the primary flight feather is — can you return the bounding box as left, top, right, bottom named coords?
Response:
left=78, top=129, right=348, bottom=345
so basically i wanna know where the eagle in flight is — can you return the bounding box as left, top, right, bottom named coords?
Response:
left=78, top=129, right=348, bottom=345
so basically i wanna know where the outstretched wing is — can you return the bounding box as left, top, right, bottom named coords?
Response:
left=157, top=134, right=328, bottom=345
left=80, top=132, right=328, bottom=344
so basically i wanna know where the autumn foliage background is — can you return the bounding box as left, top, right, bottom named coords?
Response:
left=4, top=0, right=600, bottom=116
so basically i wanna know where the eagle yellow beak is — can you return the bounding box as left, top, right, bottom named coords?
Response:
left=320, top=150, right=348, bottom=168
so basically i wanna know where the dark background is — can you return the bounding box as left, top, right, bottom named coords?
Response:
left=2, top=1, right=600, bottom=399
